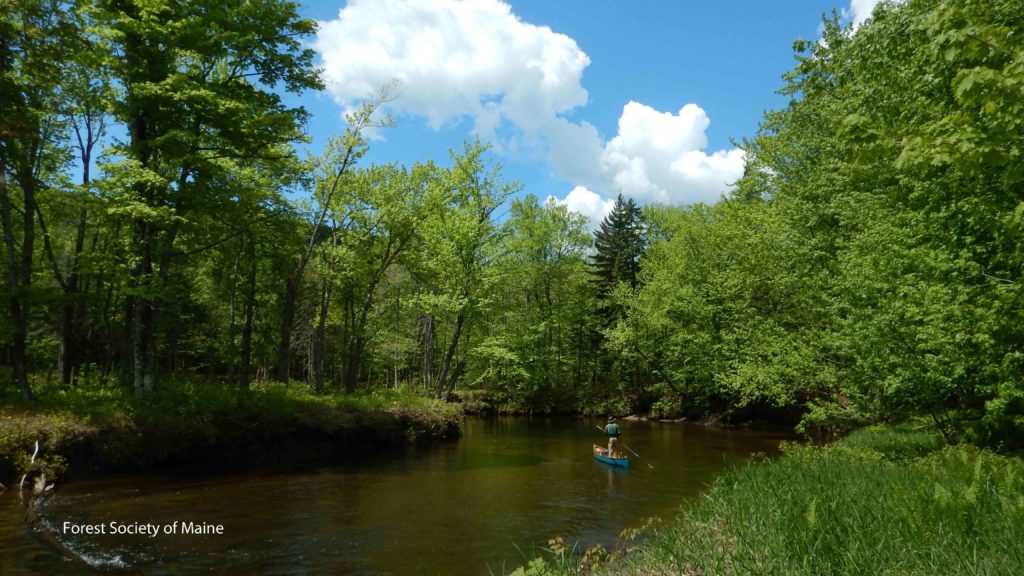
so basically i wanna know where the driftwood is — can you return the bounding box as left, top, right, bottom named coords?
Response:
left=35, top=472, right=51, bottom=494
left=7, top=440, right=112, bottom=572
left=19, top=440, right=40, bottom=492
left=18, top=441, right=53, bottom=495
left=14, top=441, right=102, bottom=572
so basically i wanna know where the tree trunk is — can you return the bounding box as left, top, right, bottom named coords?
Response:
left=313, top=278, right=331, bottom=393
left=275, top=274, right=299, bottom=383
left=239, top=235, right=257, bottom=388
left=0, top=166, right=34, bottom=401
left=120, top=294, right=134, bottom=386
left=441, top=360, right=465, bottom=402
left=19, top=178, right=35, bottom=398
left=344, top=333, right=365, bottom=394
left=131, top=218, right=156, bottom=396
left=57, top=303, right=76, bottom=387
left=55, top=206, right=87, bottom=387
left=392, top=288, right=400, bottom=389
left=225, top=244, right=241, bottom=382
left=124, top=14, right=173, bottom=397
left=420, top=314, right=435, bottom=393
left=56, top=109, right=97, bottom=386
left=5, top=294, right=31, bottom=401
left=343, top=291, right=376, bottom=393
left=434, top=303, right=466, bottom=399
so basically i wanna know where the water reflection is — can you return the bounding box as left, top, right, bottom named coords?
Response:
left=0, top=417, right=792, bottom=575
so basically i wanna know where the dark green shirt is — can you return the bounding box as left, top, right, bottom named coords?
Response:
left=605, top=423, right=620, bottom=437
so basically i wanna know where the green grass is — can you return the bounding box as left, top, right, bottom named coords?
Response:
left=0, top=378, right=462, bottom=483
left=835, top=424, right=946, bottom=460
left=513, top=426, right=1024, bottom=576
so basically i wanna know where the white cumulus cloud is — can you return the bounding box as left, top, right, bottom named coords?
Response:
left=844, top=0, right=885, bottom=29
left=598, top=102, right=745, bottom=206
left=315, top=0, right=745, bottom=226
left=548, top=186, right=614, bottom=228
left=315, top=0, right=591, bottom=134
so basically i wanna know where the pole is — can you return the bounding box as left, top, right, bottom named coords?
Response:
left=595, top=426, right=654, bottom=469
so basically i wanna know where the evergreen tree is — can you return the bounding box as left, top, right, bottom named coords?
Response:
left=587, top=194, right=645, bottom=405
left=591, top=194, right=644, bottom=303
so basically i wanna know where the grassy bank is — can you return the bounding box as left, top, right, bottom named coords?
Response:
left=0, top=379, right=462, bottom=485
left=515, top=426, right=1024, bottom=575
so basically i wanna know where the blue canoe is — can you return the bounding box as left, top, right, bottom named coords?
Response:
left=593, top=444, right=629, bottom=468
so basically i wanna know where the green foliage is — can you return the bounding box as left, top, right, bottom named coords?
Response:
left=596, top=0, right=1024, bottom=444
left=591, top=194, right=644, bottom=301
left=837, top=424, right=946, bottom=461
left=0, top=377, right=462, bottom=482
left=0, top=0, right=84, bottom=401
left=411, top=140, right=520, bottom=399
left=780, top=0, right=1024, bottom=447
left=469, top=194, right=595, bottom=411
left=83, top=0, right=322, bottom=393
left=7, top=0, right=1024, bottom=445
left=608, top=201, right=825, bottom=418
left=642, top=444, right=1024, bottom=575
left=524, top=427, right=1022, bottom=576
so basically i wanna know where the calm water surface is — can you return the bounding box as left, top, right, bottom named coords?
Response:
left=0, top=416, right=791, bottom=574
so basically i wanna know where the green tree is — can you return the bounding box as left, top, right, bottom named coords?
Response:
left=331, top=163, right=427, bottom=393
left=591, top=194, right=644, bottom=305
left=0, top=0, right=78, bottom=400
left=608, top=201, right=824, bottom=418
left=187, top=157, right=303, bottom=387
left=89, top=0, right=321, bottom=395
left=40, top=10, right=114, bottom=388
left=471, top=195, right=592, bottom=409
left=275, top=98, right=390, bottom=385
left=733, top=0, right=1024, bottom=446
left=416, top=141, right=518, bottom=401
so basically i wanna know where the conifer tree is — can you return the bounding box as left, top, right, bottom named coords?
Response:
left=591, top=194, right=644, bottom=303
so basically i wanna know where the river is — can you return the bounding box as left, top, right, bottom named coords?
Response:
left=0, top=416, right=791, bottom=574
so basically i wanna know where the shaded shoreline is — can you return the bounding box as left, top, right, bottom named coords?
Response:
left=0, top=381, right=463, bottom=486
left=4, top=416, right=789, bottom=574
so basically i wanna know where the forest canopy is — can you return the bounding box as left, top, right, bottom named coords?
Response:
left=1, top=0, right=1022, bottom=450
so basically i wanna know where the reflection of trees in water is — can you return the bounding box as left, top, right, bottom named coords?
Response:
left=23, top=417, right=787, bottom=574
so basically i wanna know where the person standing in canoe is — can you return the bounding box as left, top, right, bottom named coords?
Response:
left=604, top=416, right=621, bottom=458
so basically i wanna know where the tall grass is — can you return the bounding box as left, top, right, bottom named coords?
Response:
left=836, top=424, right=946, bottom=460
left=626, top=445, right=1023, bottom=575
left=513, top=426, right=1024, bottom=575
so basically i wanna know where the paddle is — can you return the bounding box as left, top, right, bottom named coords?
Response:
left=594, top=426, right=654, bottom=469
left=620, top=444, right=654, bottom=469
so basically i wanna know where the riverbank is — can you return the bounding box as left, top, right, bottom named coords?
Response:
left=0, top=380, right=462, bottom=485
left=4, top=415, right=782, bottom=574
left=515, top=426, right=1024, bottom=575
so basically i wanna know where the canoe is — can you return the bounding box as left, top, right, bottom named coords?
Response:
left=593, top=444, right=629, bottom=468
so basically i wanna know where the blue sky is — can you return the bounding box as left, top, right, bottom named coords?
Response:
left=291, top=0, right=881, bottom=223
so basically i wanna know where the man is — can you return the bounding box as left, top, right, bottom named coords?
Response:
left=604, top=416, right=621, bottom=458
